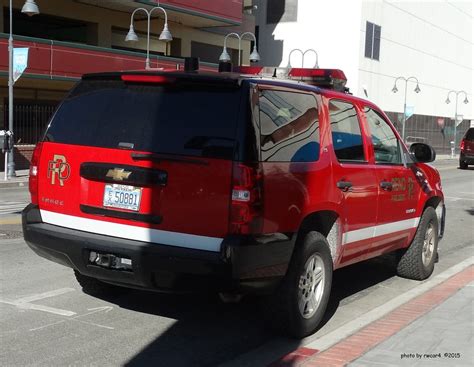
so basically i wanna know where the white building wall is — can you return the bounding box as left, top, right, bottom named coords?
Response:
left=359, top=0, right=473, bottom=120
left=256, top=0, right=473, bottom=120
left=256, top=0, right=362, bottom=92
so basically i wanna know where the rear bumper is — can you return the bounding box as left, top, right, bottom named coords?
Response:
left=460, top=151, right=474, bottom=164
left=22, top=205, right=295, bottom=294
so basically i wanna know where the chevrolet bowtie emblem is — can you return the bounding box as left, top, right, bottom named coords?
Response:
left=106, top=168, right=131, bottom=181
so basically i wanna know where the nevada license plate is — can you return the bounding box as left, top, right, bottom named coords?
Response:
left=103, top=184, right=142, bottom=211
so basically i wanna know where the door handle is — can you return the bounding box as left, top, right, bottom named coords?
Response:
left=337, top=180, right=353, bottom=192
left=380, top=181, right=393, bottom=191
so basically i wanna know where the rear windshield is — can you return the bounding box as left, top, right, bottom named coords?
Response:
left=465, top=128, right=474, bottom=141
left=44, top=79, right=242, bottom=159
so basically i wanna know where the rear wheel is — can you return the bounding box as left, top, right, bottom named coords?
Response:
left=262, top=231, right=333, bottom=338
left=396, top=207, right=439, bottom=280
left=74, top=270, right=126, bottom=296
left=459, top=159, right=468, bottom=169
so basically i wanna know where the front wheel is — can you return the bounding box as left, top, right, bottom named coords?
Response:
left=262, top=231, right=333, bottom=338
left=396, top=207, right=439, bottom=280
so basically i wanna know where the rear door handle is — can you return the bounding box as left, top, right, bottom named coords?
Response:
left=337, top=180, right=353, bottom=192
left=380, top=181, right=393, bottom=191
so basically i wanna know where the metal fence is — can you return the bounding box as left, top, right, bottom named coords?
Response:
left=385, top=111, right=471, bottom=155
left=1, top=103, right=57, bottom=145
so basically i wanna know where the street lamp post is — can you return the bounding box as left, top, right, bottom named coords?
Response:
left=219, top=32, right=260, bottom=66
left=286, top=48, right=319, bottom=68
left=391, top=76, right=421, bottom=143
left=445, top=90, right=469, bottom=153
left=7, top=0, right=40, bottom=179
left=125, top=5, right=173, bottom=70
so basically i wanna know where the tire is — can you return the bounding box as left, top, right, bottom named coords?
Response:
left=459, top=160, right=468, bottom=169
left=396, top=207, right=439, bottom=280
left=262, top=231, right=333, bottom=338
left=74, top=270, right=126, bottom=297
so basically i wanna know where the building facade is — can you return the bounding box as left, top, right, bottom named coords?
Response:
left=0, top=0, right=256, bottom=169
left=255, top=0, right=473, bottom=153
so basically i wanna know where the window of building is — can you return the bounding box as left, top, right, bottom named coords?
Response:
left=329, top=100, right=366, bottom=162
left=364, top=107, right=402, bottom=164
left=266, top=0, right=298, bottom=24
left=364, top=21, right=381, bottom=60
left=259, top=90, right=319, bottom=162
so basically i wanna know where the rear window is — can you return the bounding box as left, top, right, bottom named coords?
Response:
left=465, top=128, right=474, bottom=141
left=44, top=79, right=242, bottom=159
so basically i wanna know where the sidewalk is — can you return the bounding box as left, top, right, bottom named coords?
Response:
left=270, top=263, right=473, bottom=367
left=0, top=169, right=29, bottom=188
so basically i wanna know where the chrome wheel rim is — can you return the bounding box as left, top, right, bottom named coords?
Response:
left=422, top=222, right=435, bottom=266
left=298, top=254, right=325, bottom=319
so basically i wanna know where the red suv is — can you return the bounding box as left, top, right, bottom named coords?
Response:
left=459, top=127, right=474, bottom=169
left=23, top=63, right=445, bottom=338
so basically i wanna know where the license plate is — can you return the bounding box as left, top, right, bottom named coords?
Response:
left=103, top=184, right=142, bottom=211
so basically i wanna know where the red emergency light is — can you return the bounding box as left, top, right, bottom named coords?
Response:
left=233, top=66, right=348, bottom=92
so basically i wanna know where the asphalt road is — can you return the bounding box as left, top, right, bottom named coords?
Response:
left=0, top=160, right=473, bottom=367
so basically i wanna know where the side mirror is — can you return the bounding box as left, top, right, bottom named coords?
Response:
left=409, top=143, right=436, bottom=163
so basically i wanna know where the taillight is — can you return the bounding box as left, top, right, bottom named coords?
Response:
left=29, top=142, right=43, bottom=205
left=229, top=162, right=263, bottom=235
left=460, top=140, right=465, bottom=151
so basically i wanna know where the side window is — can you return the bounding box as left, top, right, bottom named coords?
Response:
left=329, top=100, right=366, bottom=162
left=259, top=89, right=320, bottom=162
left=364, top=107, right=402, bottom=165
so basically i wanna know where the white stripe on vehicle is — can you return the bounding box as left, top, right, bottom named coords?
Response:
left=40, top=210, right=223, bottom=252
left=343, top=217, right=420, bottom=245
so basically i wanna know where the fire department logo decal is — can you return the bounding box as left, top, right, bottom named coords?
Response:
left=47, top=154, right=71, bottom=186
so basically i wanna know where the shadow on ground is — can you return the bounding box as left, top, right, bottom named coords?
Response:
left=91, top=255, right=398, bottom=367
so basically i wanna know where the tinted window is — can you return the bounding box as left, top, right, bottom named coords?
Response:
left=259, top=90, right=319, bottom=162
left=329, top=100, right=365, bottom=162
left=364, top=107, right=402, bottom=164
left=465, top=128, right=474, bottom=141
left=45, top=80, right=241, bottom=159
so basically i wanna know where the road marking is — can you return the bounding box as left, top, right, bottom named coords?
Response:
left=0, top=201, right=28, bottom=215
left=0, top=216, right=22, bottom=225
left=29, top=305, right=115, bottom=332
left=16, top=288, right=75, bottom=303
left=0, top=288, right=76, bottom=317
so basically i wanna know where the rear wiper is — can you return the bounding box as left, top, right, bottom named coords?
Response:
left=130, top=152, right=209, bottom=166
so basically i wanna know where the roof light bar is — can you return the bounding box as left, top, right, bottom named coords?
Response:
left=233, top=66, right=348, bottom=92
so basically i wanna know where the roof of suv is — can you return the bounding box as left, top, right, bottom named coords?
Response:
left=82, top=69, right=379, bottom=110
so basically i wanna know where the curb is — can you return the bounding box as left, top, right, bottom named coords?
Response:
left=0, top=180, right=28, bottom=188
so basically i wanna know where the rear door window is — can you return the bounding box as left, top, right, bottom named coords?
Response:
left=45, top=80, right=242, bottom=159
left=258, top=89, right=320, bottom=162
left=328, top=100, right=366, bottom=162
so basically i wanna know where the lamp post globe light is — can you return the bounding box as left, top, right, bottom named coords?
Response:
left=391, top=76, right=421, bottom=143
left=6, top=0, right=40, bottom=179
left=125, top=6, right=173, bottom=70
left=219, top=32, right=260, bottom=66
left=445, top=90, right=469, bottom=153
left=286, top=48, right=319, bottom=68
